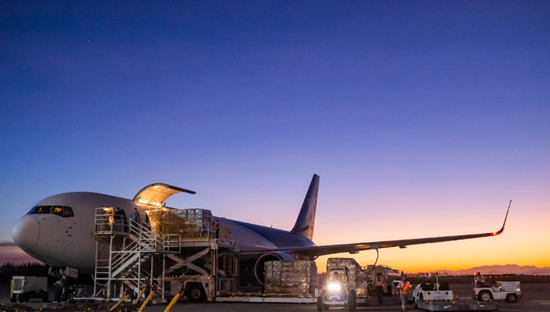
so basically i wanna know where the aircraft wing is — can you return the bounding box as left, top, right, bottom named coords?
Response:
left=243, top=201, right=511, bottom=258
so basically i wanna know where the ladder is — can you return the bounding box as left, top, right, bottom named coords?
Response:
left=93, top=208, right=167, bottom=300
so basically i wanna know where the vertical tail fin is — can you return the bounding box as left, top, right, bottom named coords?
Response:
left=291, top=174, right=320, bottom=240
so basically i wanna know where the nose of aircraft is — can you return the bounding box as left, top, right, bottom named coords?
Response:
left=12, top=216, right=40, bottom=250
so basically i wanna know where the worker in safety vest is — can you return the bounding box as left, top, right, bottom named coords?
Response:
left=397, top=275, right=411, bottom=312
left=374, top=272, right=384, bottom=304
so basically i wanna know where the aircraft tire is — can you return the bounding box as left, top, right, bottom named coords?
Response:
left=54, top=287, right=62, bottom=302
left=67, top=292, right=75, bottom=303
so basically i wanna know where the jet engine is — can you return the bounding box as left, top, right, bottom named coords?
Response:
left=253, top=252, right=296, bottom=284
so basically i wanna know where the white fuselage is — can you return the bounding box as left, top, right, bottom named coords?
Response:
left=12, top=192, right=314, bottom=273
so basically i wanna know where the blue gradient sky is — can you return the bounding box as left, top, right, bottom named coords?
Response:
left=1, top=1, right=549, bottom=272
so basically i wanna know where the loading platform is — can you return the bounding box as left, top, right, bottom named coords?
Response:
left=92, top=207, right=238, bottom=303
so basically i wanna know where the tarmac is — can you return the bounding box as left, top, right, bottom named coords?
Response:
left=2, top=284, right=549, bottom=312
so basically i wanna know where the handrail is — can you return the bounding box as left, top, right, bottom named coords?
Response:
left=110, top=218, right=168, bottom=278
left=94, top=207, right=237, bottom=300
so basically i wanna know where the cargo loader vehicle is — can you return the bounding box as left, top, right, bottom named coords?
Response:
left=317, top=258, right=369, bottom=311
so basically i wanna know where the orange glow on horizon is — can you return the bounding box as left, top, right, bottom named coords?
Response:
left=311, top=203, right=550, bottom=275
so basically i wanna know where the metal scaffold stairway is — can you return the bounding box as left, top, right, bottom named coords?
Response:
left=93, top=207, right=167, bottom=301
left=92, top=207, right=239, bottom=303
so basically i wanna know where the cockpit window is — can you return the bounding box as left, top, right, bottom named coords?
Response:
left=52, top=206, right=63, bottom=216
left=64, top=207, right=74, bottom=217
left=28, top=205, right=74, bottom=218
left=29, top=206, right=52, bottom=214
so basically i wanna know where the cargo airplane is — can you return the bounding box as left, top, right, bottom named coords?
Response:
left=12, top=174, right=510, bottom=287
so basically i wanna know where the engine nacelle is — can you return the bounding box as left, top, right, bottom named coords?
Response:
left=253, top=252, right=296, bottom=284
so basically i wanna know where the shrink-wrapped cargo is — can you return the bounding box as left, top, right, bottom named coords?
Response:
left=264, top=260, right=318, bottom=294
left=146, top=208, right=214, bottom=237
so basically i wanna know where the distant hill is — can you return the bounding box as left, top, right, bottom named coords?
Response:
left=435, top=265, right=550, bottom=276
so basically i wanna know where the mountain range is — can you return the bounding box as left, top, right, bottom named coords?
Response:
left=434, top=265, right=550, bottom=275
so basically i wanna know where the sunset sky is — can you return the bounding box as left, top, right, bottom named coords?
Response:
left=1, top=1, right=549, bottom=273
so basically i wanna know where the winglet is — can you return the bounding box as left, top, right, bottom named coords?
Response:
left=493, top=200, right=512, bottom=236
left=291, top=174, right=320, bottom=240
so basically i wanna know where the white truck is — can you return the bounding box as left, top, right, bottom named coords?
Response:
left=412, top=281, right=453, bottom=311
left=412, top=280, right=497, bottom=311
left=10, top=276, right=49, bottom=303
left=317, top=258, right=369, bottom=311
left=473, top=273, right=521, bottom=303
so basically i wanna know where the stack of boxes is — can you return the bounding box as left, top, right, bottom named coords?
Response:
left=146, top=208, right=214, bottom=238
left=264, top=260, right=318, bottom=295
